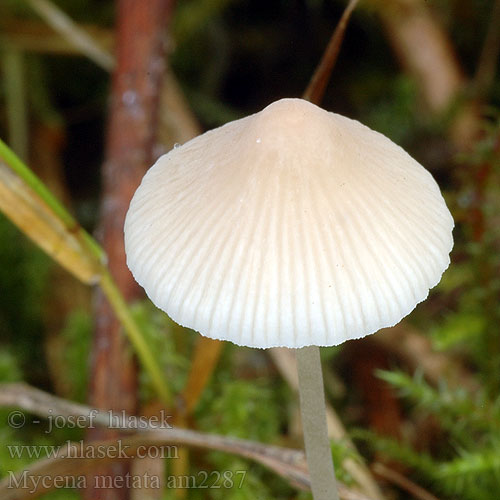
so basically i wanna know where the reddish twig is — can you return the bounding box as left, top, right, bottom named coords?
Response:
left=87, top=1, right=175, bottom=499
left=302, top=0, right=360, bottom=105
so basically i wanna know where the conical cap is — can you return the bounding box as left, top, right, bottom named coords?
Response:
left=125, top=98, right=454, bottom=348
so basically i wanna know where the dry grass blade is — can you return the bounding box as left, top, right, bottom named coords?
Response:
left=0, top=140, right=171, bottom=404
left=303, top=0, right=360, bottom=105
left=371, top=0, right=480, bottom=148
left=180, top=338, right=223, bottom=416
left=0, top=20, right=114, bottom=55
left=0, top=153, right=103, bottom=284
left=171, top=338, right=223, bottom=497
left=26, top=0, right=114, bottom=71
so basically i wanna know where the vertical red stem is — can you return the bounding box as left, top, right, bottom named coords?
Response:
left=86, top=1, right=174, bottom=499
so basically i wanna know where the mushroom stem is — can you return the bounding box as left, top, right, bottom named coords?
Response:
left=296, top=345, right=339, bottom=500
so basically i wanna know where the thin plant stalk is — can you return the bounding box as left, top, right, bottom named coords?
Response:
left=297, top=346, right=339, bottom=500
left=303, top=0, right=360, bottom=105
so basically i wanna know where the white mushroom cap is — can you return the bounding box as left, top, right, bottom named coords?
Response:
left=124, top=98, right=454, bottom=348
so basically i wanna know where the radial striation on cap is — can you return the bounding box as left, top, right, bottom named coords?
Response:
left=124, top=98, right=454, bottom=348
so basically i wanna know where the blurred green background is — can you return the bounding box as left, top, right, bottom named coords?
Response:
left=0, top=0, right=499, bottom=499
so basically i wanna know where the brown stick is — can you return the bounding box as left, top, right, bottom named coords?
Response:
left=0, top=383, right=374, bottom=500
left=303, top=0, right=360, bottom=105
left=87, top=1, right=174, bottom=499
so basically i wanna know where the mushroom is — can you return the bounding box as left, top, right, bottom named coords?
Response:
left=124, top=98, right=454, bottom=500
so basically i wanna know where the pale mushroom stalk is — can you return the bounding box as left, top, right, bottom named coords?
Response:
left=124, top=98, right=454, bottom=500
left=297, top=346, right=339, bottom=500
